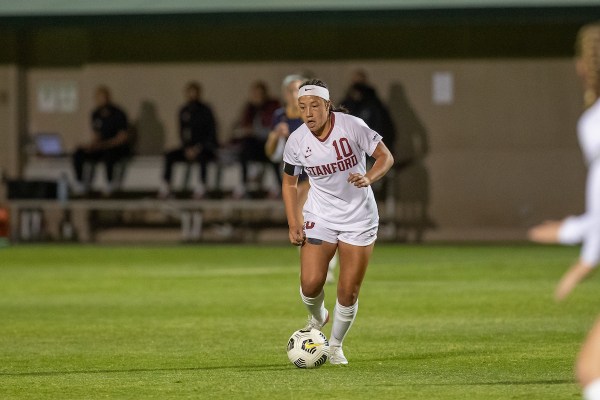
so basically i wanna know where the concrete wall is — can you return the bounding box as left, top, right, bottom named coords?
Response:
left=0, top=64, right=19, bottom=202
left=23, top=58, right=587, bottom=239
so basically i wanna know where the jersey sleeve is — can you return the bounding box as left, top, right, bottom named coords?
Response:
left=351, top=116, right=383, bottom=156
left=282, top=134, right=303, bottom=176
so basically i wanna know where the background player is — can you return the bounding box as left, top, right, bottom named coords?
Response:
left=282, top=79, right=394, bottom=364
left=529, top=22, right=600, bottom=400
left=528, top=22, right=600, bottom=302
left=266, top=74, right=338, bottom=283
left=265, top=75, right=306, bottom=197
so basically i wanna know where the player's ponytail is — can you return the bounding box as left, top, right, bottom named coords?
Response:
left=299, top=79, right=348, bottom=114
left=576, top=22, right=600, bottom=108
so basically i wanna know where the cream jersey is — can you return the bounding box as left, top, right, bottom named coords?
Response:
left=558, top=99, right=600, bottom=266
left=283, top=112, right=383, bottom=230
left=579, top=99, right=600, bottom=164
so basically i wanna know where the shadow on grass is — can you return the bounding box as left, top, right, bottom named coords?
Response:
left=0, top=363, right=291, bottom=377
left=368, top=379, right=574, bottom=386
left=358, top=352, right=575, bottom=386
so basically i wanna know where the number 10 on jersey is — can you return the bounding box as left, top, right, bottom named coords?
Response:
left=332, top=138, right=352, bottom=160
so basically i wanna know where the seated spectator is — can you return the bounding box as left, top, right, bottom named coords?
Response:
left=72, top=86, right=131, bottom=196
left=232, top=81, right=280, bottom=198
left=158, top=82, right=218, bottom=199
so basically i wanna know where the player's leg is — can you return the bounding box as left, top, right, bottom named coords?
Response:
left=329, top=236, right=375, bottom=365
left=578, top=317, right=600, bottom=400
left=101, top=146, right=129, bottom=195
left=235, top=137, right=259, bottom=198
left=72, top=147, right=89, bottom=193
left=73, top=148, right=102, bottom=194
left=159, top=148, right=185, bottom=198
left=555, top=219, right=599, bottom=301
left=556, top=167, right=600, bottom=300
left=555, top=260, right=596, bottom=301
left=300, top=223, right=337, bottom=330
left=102, top=149, right=117, bottom=184
left=194, top=149, right=213, bottom=199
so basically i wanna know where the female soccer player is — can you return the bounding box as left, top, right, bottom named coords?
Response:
left=282, top=79, right=394, bottom=365
left=529, top=22, right=600, bottom=400
left=528, top=22, right=600, bottom=302
left=267, top=75, right=338, bottom=283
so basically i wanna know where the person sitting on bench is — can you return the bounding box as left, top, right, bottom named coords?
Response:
left=72, top=85, right=131, bottom=196
left=159, top=81, right=218, bottom=199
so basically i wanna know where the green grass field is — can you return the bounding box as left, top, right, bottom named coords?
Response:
left=0, top=244, right=596, bottom=399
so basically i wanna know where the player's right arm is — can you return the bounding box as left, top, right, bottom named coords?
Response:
left=282, top=165, right=304, bottom=246
left=265, top=122, right=289, bottom=159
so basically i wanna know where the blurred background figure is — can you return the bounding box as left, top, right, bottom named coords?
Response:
left=340, top=71, right=396, bottom=201
left=233, top=81, right=280, bottom=199
left=265, top=74, right=305, bottom=173
left=579, top=316, right=600, bottom=400
left=72, top=85, right=132, bottom=196
left=158, top=82, right=218, bottom=199
left=341, top=80, right=396, bottom=156
left=528, top=22, right=600, bottom=302
left=527, top=22, right=600, bottom=399
left=388, top=82, right=432, bottom=242
left=340, top=69, right=369, bottom=113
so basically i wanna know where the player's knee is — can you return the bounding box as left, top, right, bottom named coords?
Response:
left=337, top=287, right=359, bottom=307
left=301, top=277, right=324, bottom=298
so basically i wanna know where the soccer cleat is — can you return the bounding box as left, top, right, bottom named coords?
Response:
left=304, top=309, right=329, bottom=331
left=329, top=346, right=348, bottom=365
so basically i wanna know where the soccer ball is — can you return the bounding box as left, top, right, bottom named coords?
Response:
left=286, top=328, right=329, bottom=368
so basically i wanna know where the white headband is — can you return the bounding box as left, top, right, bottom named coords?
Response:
left=297, top=85, right=330, bottom=101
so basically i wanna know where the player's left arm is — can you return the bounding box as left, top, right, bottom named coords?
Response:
left=348, top=141, right=394, bottom=188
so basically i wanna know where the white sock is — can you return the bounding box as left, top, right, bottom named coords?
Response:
left=585, top=379, right=600, bottom=400
left=300, top=287, right=327, bottom=324
left=329, top=299, right=358, bottom=347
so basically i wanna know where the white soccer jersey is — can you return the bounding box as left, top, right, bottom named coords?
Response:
left=559, top=99, right=600, bottom=266
left=283, top=112, right=383, bottom=230
left=579, top=99, right=600, bottom=164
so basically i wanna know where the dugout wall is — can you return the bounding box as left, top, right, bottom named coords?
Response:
left=1, top=6, right=599, bottom=240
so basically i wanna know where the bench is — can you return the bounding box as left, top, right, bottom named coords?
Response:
left=8, top=198, right=286, bottom=242
left=23, top=155, right=280, bottom=194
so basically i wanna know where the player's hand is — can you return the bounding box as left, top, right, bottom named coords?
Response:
left=347, top=172, right=372, bottom=188
left=527, top=220, right=562, bottom=244
left=275, top=122, right=290, bottom=138
left=288, top=226, right=306, bottom=247
left=85, top=140, right=104, bottom=152
left=185, top=146, right=201, bottom=161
